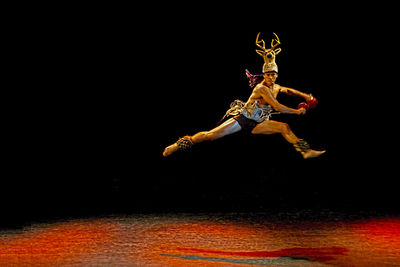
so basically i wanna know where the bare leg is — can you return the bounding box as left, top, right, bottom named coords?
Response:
left=251, top=120, right=325, bottom=159
left=163, top=118, right=242, bottom=157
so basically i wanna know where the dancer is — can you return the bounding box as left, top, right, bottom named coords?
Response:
left=163, top=33, right=325, bottom=159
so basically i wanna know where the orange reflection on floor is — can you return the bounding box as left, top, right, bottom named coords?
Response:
left=128, top=219, right=350, bottom=266
left=0, top=215, right=399, bottom=266
left=0, top=221, right=114, bottom=266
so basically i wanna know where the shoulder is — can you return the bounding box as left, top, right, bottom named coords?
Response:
left=253, top=83, right=268, bottom=93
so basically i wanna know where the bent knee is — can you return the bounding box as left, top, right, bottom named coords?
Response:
left=279, top=122, right=291, bottom=133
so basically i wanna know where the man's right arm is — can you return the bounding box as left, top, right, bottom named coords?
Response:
left=256, top=85, right=305, bottom=115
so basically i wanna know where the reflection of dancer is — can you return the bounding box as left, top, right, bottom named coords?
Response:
left=163, top=33, right=325, bottom=159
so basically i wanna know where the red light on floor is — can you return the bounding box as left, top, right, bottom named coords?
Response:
left=177, top=246, right=348, bottom=262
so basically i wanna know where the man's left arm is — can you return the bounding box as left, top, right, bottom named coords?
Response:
left=280, top=86, right=312, bottom=101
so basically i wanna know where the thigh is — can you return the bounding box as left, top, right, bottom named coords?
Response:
left=209, top=118, right=242, bottom=139
left=251, top=120, right=286, bottom=135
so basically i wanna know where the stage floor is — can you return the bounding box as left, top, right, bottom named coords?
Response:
left=1, top=212, right=399, bottom=266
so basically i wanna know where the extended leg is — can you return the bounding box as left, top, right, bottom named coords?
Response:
left=251, top=120, right=325, bottom=159
left=162, top=118, right=242, bottom=157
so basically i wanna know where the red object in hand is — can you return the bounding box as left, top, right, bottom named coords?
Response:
left=298, top=96, right=318, bottom=110
left=307, top=96, right=318, bottom=109
left=297, top=102, right=309, bottom=110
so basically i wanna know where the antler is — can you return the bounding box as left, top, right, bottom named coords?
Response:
left=255, top=32, right=266, bottom=56
left=271, top=32, right=281, bottom=55
left=271, top=32, right=280, bottom=50
left=255, top=32, right=281, bottom=56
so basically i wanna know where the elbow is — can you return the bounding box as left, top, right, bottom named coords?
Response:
left=275, top=104, right=295, bottom=114
left=276, top=106, right=285, bottom=113
left=274, top=104, right=286, bottom=113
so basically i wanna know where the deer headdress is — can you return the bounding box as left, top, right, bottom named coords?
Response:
left=255, top=32, right=281, bottom=73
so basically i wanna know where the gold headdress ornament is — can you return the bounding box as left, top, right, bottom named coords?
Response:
left=255, top=32, right=281, bottom=73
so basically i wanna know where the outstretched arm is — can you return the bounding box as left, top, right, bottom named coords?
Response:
left=257, top=85, right=305, bottom=115
left=280, top=86, right=312, bottom=101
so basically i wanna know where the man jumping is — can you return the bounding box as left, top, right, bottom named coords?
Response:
left=163, top=33, right=325, bottom=159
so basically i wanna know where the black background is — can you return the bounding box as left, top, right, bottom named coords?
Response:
left=5, top=5, right=400, bottom=227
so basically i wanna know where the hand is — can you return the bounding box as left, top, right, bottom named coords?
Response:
left=305, top=94, right=313, bottom=101
left=297, top=102, right=308, bottom=115
left=297, top=102, right=309, bottom=110
left=307, top=96, right=318, bottom=109
left=297, top=107, right=306, bottom=115
left=297, top=96, right=318, bottom=112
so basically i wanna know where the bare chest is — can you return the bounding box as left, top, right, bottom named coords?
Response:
left=250, top=84, right=280, bottom=104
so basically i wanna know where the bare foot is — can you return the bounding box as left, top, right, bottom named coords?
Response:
left=301, top=149, right=326, bottom=159
left=162, top=143, right=179, bottom=157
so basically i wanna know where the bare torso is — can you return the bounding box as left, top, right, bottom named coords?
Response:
left=244, top=82, right=282, bottom=109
